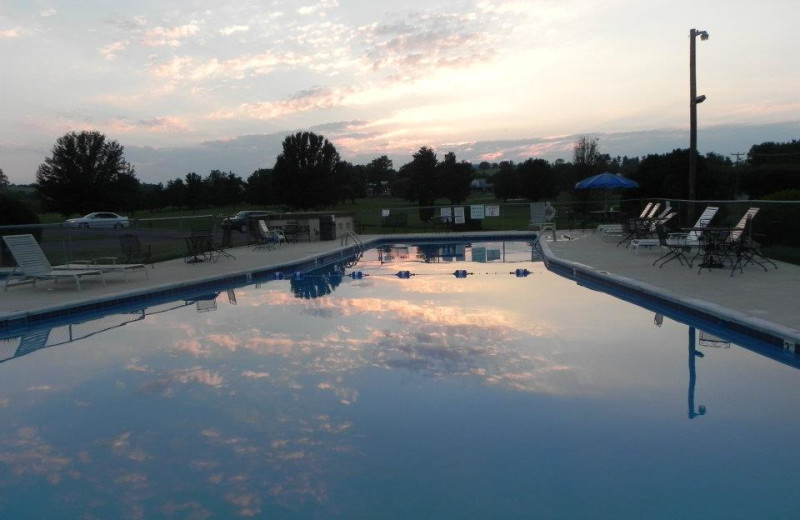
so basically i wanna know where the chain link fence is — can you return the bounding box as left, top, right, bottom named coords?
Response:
left=2, top=199, right=799, bottom=267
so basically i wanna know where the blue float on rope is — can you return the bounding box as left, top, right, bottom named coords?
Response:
left=349, top=271, right=364, bottom=279
left=273, top=272, right=285, bottom=280
left=453, top=270, right=469, bottom=278
left=514, top=268, right=531, bottom=278
left=396, top=270, right=412, bottom=279
left=293, top=272, right=306, bottom=280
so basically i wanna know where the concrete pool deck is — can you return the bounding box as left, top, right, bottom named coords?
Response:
left=1, top=231, right=798, bottom=346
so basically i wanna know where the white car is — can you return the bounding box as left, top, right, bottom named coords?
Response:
left=64, top=212, right=130, bottom=229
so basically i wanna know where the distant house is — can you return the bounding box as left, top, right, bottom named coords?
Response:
left=367, top=181, right=391, bottom=197
left=470, top=178, right=494, bottom=192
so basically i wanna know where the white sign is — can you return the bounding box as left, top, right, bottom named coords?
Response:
left=470, top=205, right=485, bottom=219
left=485, top=205, right=500, bottom=217
left=440, top=207, right=452, bottom=218
left=382, top=209, right=390, bottom=217
left=454, top=206, right=465, bottom=224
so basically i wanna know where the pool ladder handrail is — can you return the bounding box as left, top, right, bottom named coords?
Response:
left=340, top=231, right=364, bottom=252
left=340, top=231, right=364, bottom=268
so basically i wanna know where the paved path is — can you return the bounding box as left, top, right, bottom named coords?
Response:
left=0, top=238, right=357, bottom=316
left=546, top=230, right=800, bottom=333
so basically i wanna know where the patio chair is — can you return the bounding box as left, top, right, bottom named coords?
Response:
left=666, top=206, right=719, bottom=256
left=616, top=203, right=662, bottom=246
left=120, top=234, right=154, bottom=267
left=628, top=211, right=677, bottom=254
left=653, top=224, right=689, bottom=268
left=2, top=234, right=106, bottom=291
left=529, top=202, right=556, bottom=240
left=212, top=228, right=236, bottom=260
left=254, top=220, right=283, bottom=250
left=726, top=208, right=777, bottom=275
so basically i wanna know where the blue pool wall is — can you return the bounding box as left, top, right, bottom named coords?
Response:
left=2, top=231, right=798, bottom=364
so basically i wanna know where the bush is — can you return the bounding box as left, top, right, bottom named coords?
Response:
left=1, top=193, right=42, bottom=266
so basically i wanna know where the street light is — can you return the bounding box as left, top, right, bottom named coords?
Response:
left=689, top=28, right=709, bottom=201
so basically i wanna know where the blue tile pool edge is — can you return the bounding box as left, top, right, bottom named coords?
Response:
left=534, top=238, right=800, bottom=357
left=0, top=232, right=538, bottom=334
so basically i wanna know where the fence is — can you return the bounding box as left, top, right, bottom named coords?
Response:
left=2, top=199, right=799, bottom=267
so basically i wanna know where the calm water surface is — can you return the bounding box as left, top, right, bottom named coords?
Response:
left=0, top=242, right=798, bottom=519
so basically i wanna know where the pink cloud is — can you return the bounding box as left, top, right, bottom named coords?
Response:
left=143, top=23, right=200, bottom=47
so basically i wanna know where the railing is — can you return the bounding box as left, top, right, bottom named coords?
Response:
left=340, top=231, right=364, bottom=252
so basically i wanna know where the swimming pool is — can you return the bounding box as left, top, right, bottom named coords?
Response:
left=1, top=241, right=798, bottom=518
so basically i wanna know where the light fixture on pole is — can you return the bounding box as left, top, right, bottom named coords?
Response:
left=689, top=28, right=709, bottom=201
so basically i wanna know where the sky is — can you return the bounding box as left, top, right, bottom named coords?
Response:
left=1, top=0, right=799, bottom=184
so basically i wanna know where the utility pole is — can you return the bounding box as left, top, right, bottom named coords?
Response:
left=731, top=152, right=746, bottom=163
left=689, top=28, right=709, bottom=201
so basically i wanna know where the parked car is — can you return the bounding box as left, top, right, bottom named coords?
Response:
left=221, top=211, right=273, bottom=232
left=64, top=212, right=130, bottom=229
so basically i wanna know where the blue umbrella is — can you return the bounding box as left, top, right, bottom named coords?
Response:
left=575, top=172, right=639, bottom=190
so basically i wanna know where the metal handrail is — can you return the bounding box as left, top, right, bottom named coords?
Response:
left=340, top=231, right=364, bottom=252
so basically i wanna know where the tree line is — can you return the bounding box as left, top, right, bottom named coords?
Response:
left=2, top=130, right=799, bottom=222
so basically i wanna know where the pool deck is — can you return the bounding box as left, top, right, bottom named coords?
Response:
left=1, top=231, right=799, bottom=346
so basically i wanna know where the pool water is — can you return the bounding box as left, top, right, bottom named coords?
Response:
left=1, top=241, right=798, bottom=519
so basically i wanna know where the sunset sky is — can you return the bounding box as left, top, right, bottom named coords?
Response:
left=2, top=0, right=798, bottom=183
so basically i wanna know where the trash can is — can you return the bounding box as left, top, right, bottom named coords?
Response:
left=320, top=215, right=336, bottom=241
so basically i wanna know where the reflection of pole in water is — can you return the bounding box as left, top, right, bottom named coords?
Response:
left=688, top=327, right=707, bottom=419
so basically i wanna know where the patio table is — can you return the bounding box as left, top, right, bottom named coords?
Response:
left=681, top=226, right=733, bottom=272
left=183, top=234, right=213, bottom=263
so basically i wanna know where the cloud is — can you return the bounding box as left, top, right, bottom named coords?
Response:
left=219, top=25, right=249, bottom=36
left=170, top=366, right=225, bottom=388
left=143, top=23, right=201, bottom=47
left=0, top=28, right=21, bottom=38
left=242, top=370, right=270, bottom=379
left=209, top=86, right=352, bottom=121
left=39, top=8, right=57, bottom=18
left=98, top=116, right=195, bottom=135
left=0, top=427, right=71, bottom=483
left=297, top=0, right=339, bottom=16
left=148, top=51, right=311, bottom=84
left=100, top=40, right=128, bottom=60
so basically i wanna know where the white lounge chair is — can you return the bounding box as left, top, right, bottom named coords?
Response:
left=255, top=221, right=285, bottom=250
left=53, top=259, right=149, bottom=281
left=2, top=234, right=106, bottom=291
left=667, top=206, right=719, bottom=249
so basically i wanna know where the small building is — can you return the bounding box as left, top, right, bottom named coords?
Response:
left=470, top=178, right=494, bottom=192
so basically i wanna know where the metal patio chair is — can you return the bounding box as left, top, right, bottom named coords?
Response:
left=653, top=224, right=690, bottom=268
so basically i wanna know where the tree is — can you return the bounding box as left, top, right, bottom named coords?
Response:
left=184, top=172, right=204, bottom=208
left=0, top=193, right=42, bottom=264
left=492, top=160, right=519, bottom=201
left=272, top=132, right=340, bottom=210
left=518, top=158, right=556, bottom=201
left=573, top=136, right=600, bottom=168
left=204, top=170, right=243, bottom=207
left=397, top=147, right=439, bottom=221
left=138, top=183, right=165, bottom=212
left=336, top=161, right=367, bottom=203
left=35, top=130, right=139, bottom=216
left=245, top=169, right=276, bottom=206
left=164, top=178, right=186, bottom=209
left=741, top=140, right=800, bottom=198
left=436, top=152, right=472, bottom=204
left=0, top=168, right=8, bottom=189
left=365, top=155, right=395, bottom=185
